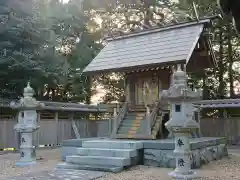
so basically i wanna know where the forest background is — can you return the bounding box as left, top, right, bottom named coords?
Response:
left=0, top=0, right=239, bottom=106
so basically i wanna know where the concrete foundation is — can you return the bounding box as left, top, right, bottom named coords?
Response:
left=142, top=137, right=227, bottom=168
left=58, top=137, right=227, bottom=172
left=61, top=138, right=105, bottom=161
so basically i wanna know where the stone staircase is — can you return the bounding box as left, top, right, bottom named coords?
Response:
left=115, top=105, right=164, bottom=139
left=56, top=140, right=143, bottom=173
left=117, top=112, right=146, bottom=136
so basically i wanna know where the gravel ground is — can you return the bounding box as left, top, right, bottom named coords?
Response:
left=1, top=148, right=240, bottom=180
left=99, top=155, right=240, bottom=180
left=0, top=148, right=60, bottom=180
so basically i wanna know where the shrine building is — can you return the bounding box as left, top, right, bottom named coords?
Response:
left=83, top=18, right=216, bottom=140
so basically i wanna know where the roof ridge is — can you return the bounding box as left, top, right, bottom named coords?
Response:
left=105, top=18, right=212, bottom=42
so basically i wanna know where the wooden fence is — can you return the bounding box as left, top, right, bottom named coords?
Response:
left=200, top=117, right=240, bottom=145
left=0, top=111, right=113, bottom=150
left=1, top=110, right=240, bottom=149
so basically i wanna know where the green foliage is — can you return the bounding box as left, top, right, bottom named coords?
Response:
left=0, top=0, right=240, bottom=107
left=0, top=0, right=100, bottom=103
left=0, top=0, right=64, bottom=99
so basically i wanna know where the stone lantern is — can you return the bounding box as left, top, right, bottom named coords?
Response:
left=11, top=82, right=44, bottom=166
left=161, top=64, right=202, bottom=180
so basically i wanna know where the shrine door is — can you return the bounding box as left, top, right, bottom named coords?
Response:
left=135, top=76, right=159, bottom=105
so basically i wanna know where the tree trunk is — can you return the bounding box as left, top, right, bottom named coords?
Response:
left=202, top=72, right=208, bottom=100
left=85, top=76, right=91, bottom=104
left=218, top=30, right=225, bottom=99
left=227, top=20, right=234, bottom=98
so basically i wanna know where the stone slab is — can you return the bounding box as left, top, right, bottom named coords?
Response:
left=15, top=161, right=37, bottom=167
left=142, top=137, right=226, bottom=150
left=62, top=138, right=106, bottom=147
left=56, top=162, right=123, bottom=173
left=61, top=146, right=78, bottom=161
left=82, top=140, right=143, bottom=149
left=144, top=149, right=175, bottom=168
left=77, top=147, right=137, bottom=157
left=66, top=155, right=131, bottom=167
left=61, top=138, right=108, bottom=161
left=6, top=169, right=104, bottom=180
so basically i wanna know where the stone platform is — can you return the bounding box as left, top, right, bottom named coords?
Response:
left=142, top=137, right=227, bottom=168
left=60, top=137, right=227, bottom=172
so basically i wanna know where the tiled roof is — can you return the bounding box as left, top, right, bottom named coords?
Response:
left=84, top=19, right=211, bottom=73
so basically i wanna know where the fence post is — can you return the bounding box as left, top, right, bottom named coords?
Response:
left=54, top=112, right=59, bottom=145
left=36, top=112, right=41, bottom=147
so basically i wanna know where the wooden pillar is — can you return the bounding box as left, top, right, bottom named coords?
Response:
left=125, top=75, right=130, bottom=103
left=113, top=107, right=117, bottom=133
left=116, top=103, right=120, bottom=113
left=108, top=112, right=112, bottom=136
left=170, top=65, right=176, bottom=86
left=127, top=74, right=136, bottom=107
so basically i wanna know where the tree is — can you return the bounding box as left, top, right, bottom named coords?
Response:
left=217, top=0, right=240, bottom=32
left=0, top=0, right=98, bottom=103
left=41, top=0, right=103, bottom=103
left=0, top=0, right=64, bottom=99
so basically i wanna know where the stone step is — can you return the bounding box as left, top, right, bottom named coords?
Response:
left=77, top=148, right=137, bottom=157
left=126, top=113, right=146, bottom=117
left=56, top=162, right=123, bottom=173
left=66, top=155, right=131, bottom=167
left=118, top=128, right=146, bottom=134
left=129, top=109, right=146, bottom=112
left=120, top=121, right=147, bottom=126
left=122, top=119, right=145, bottom=124
left=121, top=122, right=141, bottom=126
left=118, top=124, right=146, bottom=130
left=116, top=134, right=154, bottom=140
left=123, top=116, right=146, bottom=120
left=120, top=123, right=142, bottom=128
left=121, top=120, right=147, bottom=125
left=82, top=140, right=143, bottom=149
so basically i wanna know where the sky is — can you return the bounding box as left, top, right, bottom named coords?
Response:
left=63, top=0, right=69, bottom=3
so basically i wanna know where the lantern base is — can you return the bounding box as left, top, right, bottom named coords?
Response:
left=169, top=170, right=197, bottom=180
left=15, top=160, right=36, bottom=167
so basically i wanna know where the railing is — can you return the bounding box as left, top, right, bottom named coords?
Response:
left=147, top=100, right=162, bottom=135
left=111, top=102, right=128, bottom=138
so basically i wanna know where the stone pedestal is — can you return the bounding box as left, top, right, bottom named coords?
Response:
left=15, top=127, right=38, bottom=166
left=169, top=128, right=197, bottom=180
left=11, top=82, right=44, bottom=166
